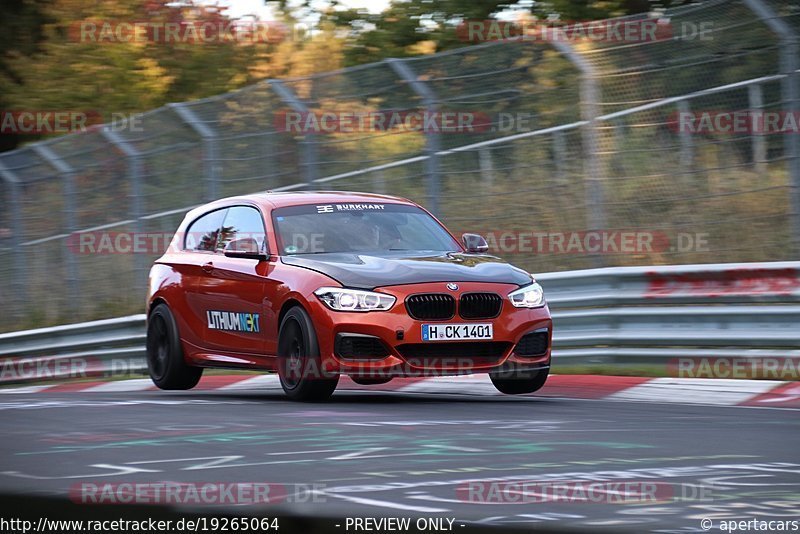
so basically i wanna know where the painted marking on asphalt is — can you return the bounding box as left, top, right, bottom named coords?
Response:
left=218, top=375, right=281, bottom=390
left=327, top=448, right=391, bottom=460
left=84, top=379, right=154, bottom=392
left=317, top=490, right=449, bottom=513
left=608, top=378, right=779, bottom=405
left=0, top=385, right=54, bottom=394
left=267, top=449, right=343, bottom=456
left=0, top=399, right=255, bottom=410
left=397, top=375, right=500, bottom=395
left=743, top=382, right=800, bottom=408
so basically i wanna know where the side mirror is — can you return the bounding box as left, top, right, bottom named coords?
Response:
left=462, top=233, right=489, bottom=254
left=224, top=238, right=268, bottom=260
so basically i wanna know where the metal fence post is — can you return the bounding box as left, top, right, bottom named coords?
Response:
left=386, top=58, right=441, bottom=216
left=169, top=103, right=219, bottom=201
left=0, top=162, right=27, bottom=317
left=101, top=128, right=147, bottom=291
left=743, top=0, right=800, bottom=256
left=747, top=83, right=767, bottom=176
left=478, top=147, right=494, bottom=189
left=33, top=144, right=80, bottom=312
left=264, top=130, right=276, bottom=185
left=612, top=118, right=627, bottom=177
left=677, top=100, right=694, bottom=178
left=550, top=41, right=606, bottom=266
left=552, top=130, right=567, bottom=184
left=270, top=80, right=318, bottom=189
left=371, top=170, right=387, bottom=195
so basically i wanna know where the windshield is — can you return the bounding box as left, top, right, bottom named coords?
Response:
left=272, top=202, right=461, bottom=255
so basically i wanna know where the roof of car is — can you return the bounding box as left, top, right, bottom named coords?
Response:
left=180, top=191, right=419, bottom=225
left=221, top=191, right=415, bottom=209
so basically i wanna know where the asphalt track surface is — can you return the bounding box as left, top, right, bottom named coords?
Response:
left=0, top=385, right=798, bottom=533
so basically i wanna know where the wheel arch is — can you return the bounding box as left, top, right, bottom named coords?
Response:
left=148, top=296, right=169, bottom=317
left=278, top=297, right=307, bottom=328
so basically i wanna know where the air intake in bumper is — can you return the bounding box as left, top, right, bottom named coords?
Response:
left=335, top=333, right=391, bottom=360
left=514, top=329, right=549, bottom=357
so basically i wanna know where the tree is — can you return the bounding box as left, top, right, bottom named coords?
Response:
left=0, top=0, right=52, bottom=152
left=0, top=0, right=346, bottom=150
left=301, top=0, right=696, bottom=65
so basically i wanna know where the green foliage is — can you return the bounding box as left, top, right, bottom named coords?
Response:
left=315, top=0, right=695, bottom=65
left=0, top=0, right=347, bottom=150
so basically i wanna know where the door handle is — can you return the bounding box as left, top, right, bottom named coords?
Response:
left=202, top=262, right=214, bottom=273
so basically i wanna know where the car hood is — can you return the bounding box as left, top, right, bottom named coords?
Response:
left=281, top=252, right=532, bottom=290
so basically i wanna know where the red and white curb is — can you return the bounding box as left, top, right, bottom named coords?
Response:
left=1, top=374, right=798, bottom=408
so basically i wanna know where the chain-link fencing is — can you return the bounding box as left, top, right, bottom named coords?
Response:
left=0, top=0, right=798, bottom=332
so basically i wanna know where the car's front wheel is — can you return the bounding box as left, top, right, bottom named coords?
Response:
left=146, top=303, right=203, bottom=390
left=277, top=306, right=339, bottom=401
left=490, top=367, right=549, bottom=395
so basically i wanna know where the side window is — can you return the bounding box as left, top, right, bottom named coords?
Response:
left=217, top=206, right=268, bottom=254
left=185, top=209, right=227, bottom=252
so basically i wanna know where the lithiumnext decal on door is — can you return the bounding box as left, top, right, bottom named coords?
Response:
left=206, top=311, right=261, bottom=333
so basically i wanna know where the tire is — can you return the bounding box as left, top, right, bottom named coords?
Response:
left=490, top=367, right=549, bottom=395
left=277, top=307, right=339, bottom=401
left=146, top=303, right=203, bottom=390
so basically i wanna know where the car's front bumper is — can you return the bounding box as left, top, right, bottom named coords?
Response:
left=306, top=281, right=552, bottom=378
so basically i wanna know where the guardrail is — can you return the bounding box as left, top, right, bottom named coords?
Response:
left=1, top=261, right=798, bottom=384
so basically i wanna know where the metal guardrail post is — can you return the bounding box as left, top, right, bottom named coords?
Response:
left=100, top=128, right=147, bottom=291
left=0, top=161, right=27, bottom=316
left=270, top=80, right=318, bottom=189
left=33, top=144, right=80, bottom=312
left=550, top=40, right=607, bottom=267
left=743, top=0, right=800, bottom=257
left=169, top=103, right=219, bottom=201
left=386, top=58, right=441, bottom=216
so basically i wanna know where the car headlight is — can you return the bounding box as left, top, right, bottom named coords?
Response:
left=314, top=287, right=396, bottom=312
left=508, top=282, right=545, bottom=308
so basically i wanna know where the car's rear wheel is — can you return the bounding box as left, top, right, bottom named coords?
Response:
left=490, top=367, right=549, bottom=395
left=277, top=307, right=339, bottom=401
left=146, top=303, right=203, bottom=390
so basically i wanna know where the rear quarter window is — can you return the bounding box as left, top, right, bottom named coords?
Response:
left=184, top=209, right=227, bottom=251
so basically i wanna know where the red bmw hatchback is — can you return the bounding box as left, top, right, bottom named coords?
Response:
left=146, top=191, right=552, bottom=401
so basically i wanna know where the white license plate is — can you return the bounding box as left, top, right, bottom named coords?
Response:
left=422, top=323, right=493, bottom=341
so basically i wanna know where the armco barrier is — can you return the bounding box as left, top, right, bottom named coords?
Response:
left=1, top=261, right=798, bottom=384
